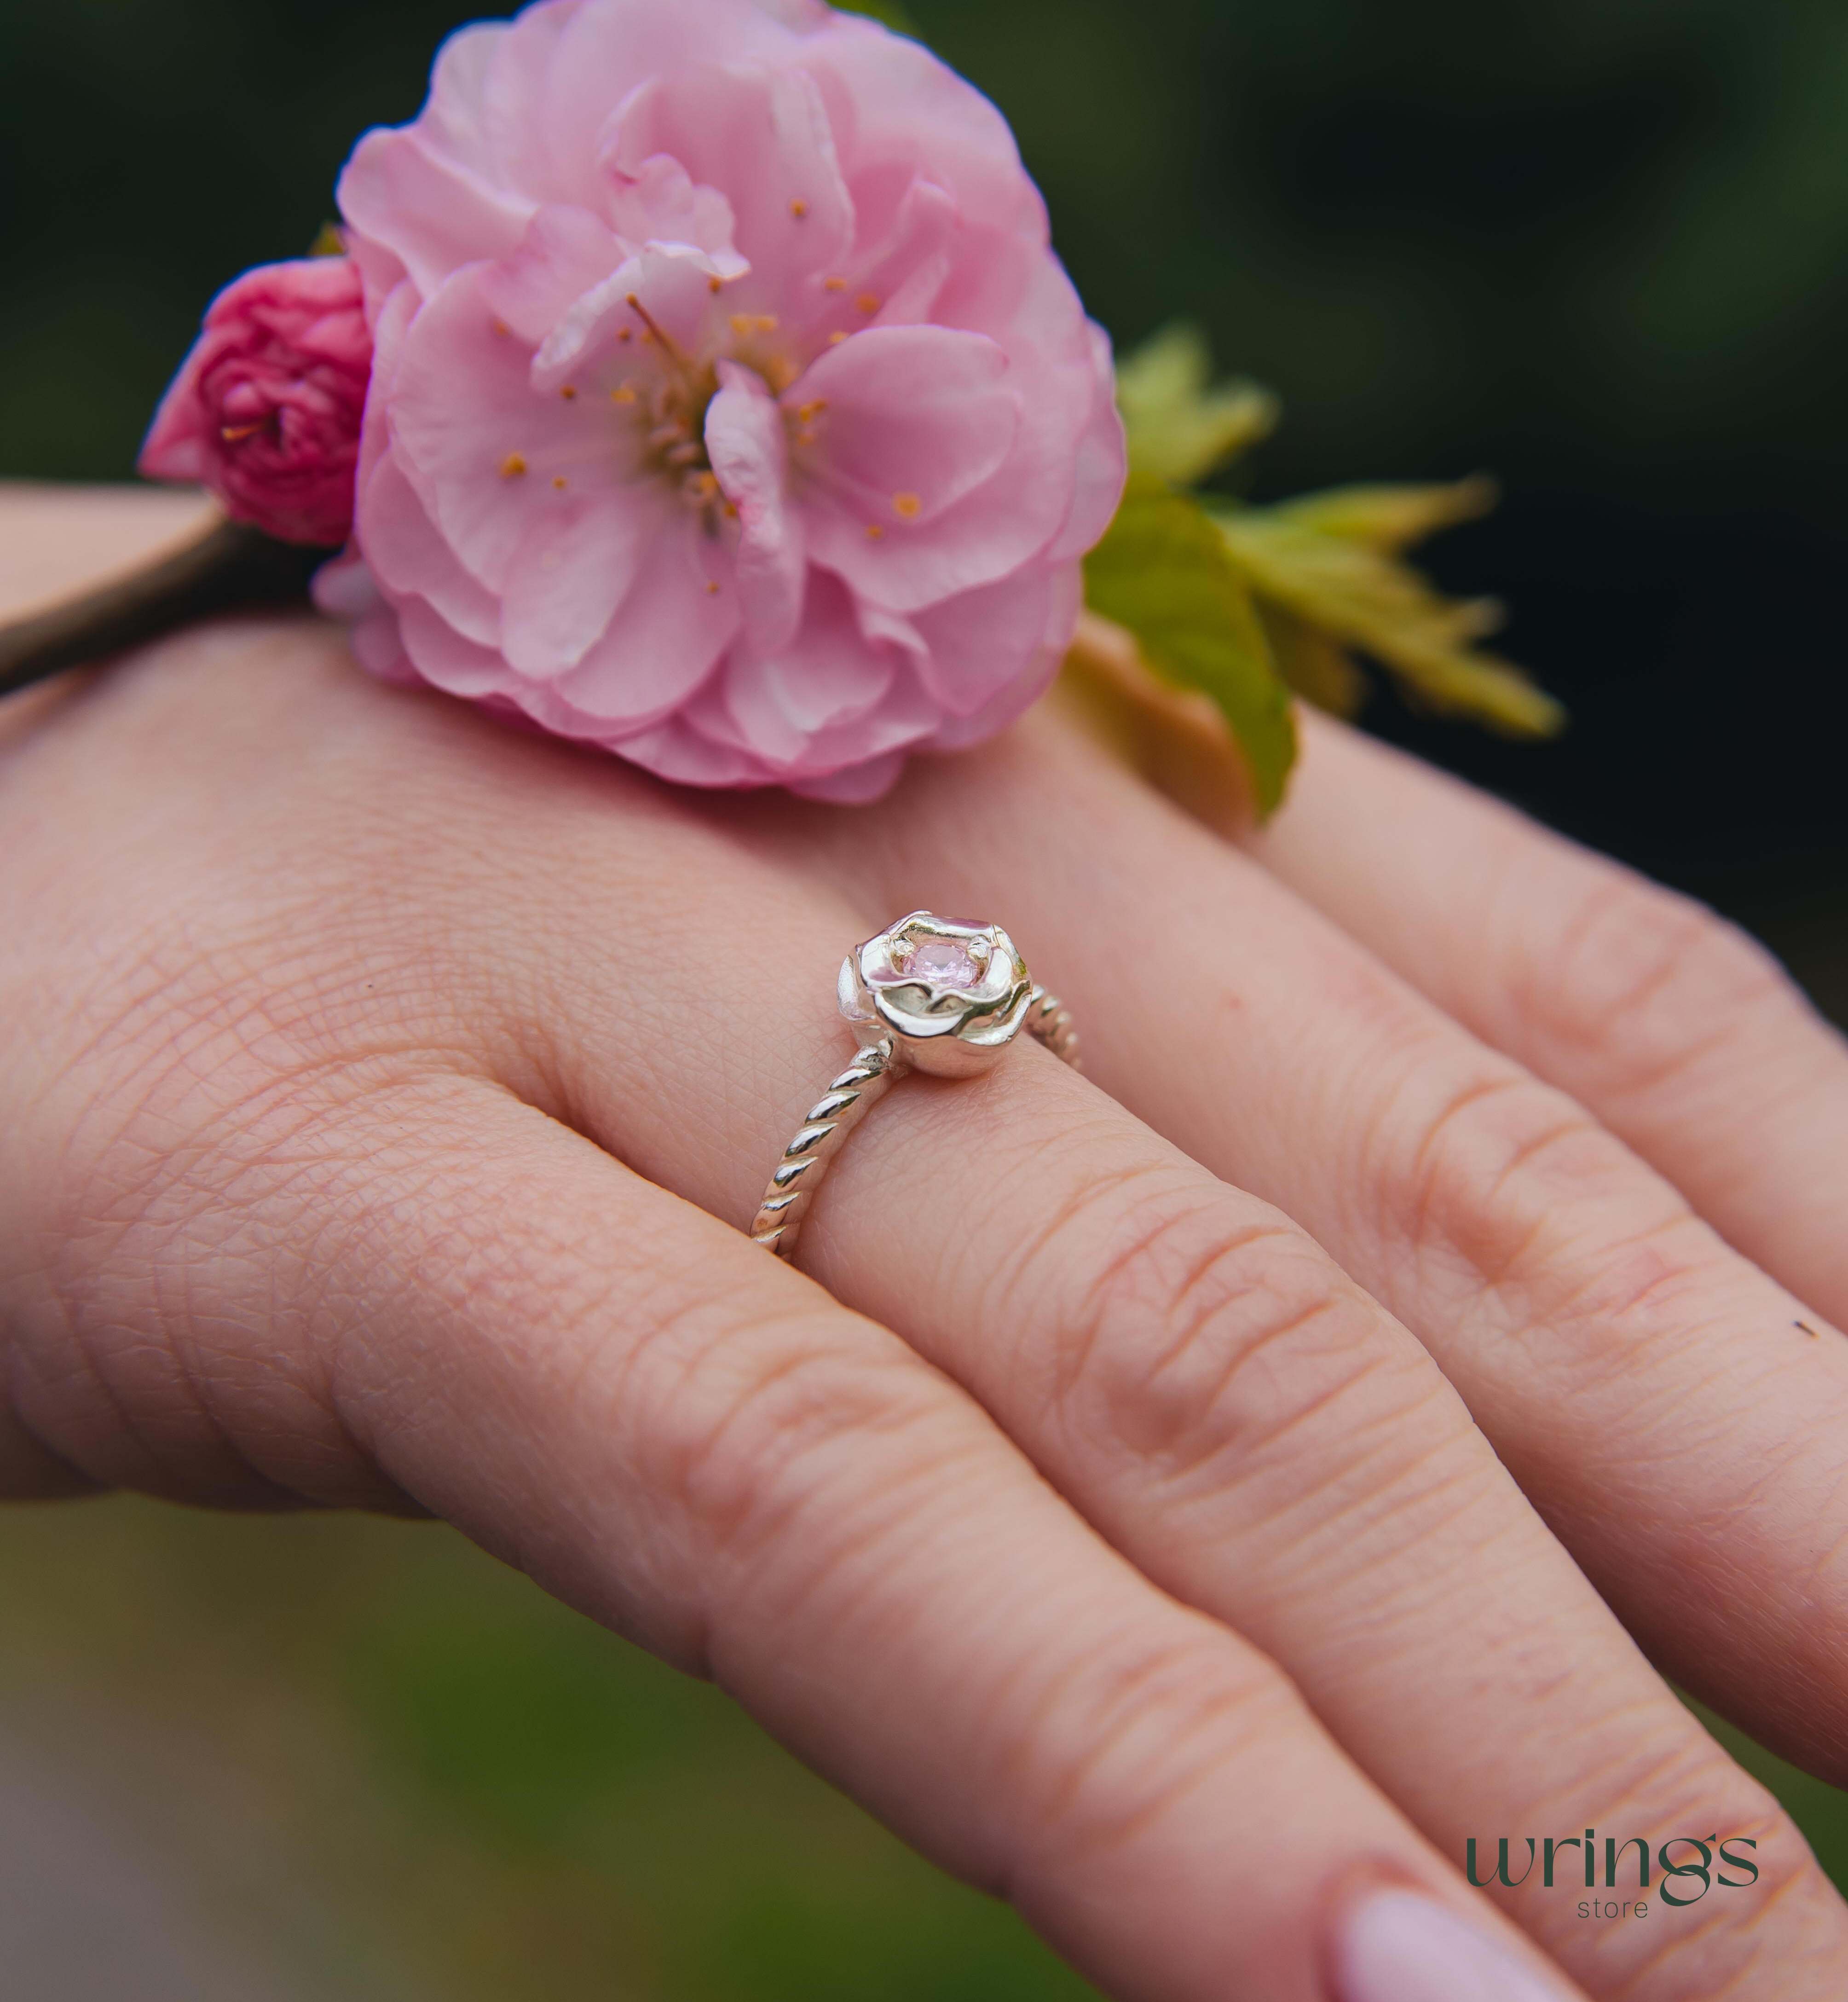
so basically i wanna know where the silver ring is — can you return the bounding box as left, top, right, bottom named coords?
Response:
left=752, top=912, right=1080, bottom=1260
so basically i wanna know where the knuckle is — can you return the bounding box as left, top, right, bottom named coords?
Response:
left=625, top=1289, right=963, bottom=1620
left=1388, top=1057, right=1618, bottom=1287
left=1014, top=1622, right=1296, bottom=1874
left=1515, top=869, right=1798, bottom=1099
left=1015, top=1164, right=1420, bottom=1498
left=1378, top=1051, right=1745, bottom=1358
left=1564, top=1743, right=1840, bottom=1996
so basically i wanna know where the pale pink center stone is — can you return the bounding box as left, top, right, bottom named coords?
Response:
left=906, top=938, right=983, bottom=988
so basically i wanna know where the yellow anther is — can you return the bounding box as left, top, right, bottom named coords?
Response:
left=828, top=330, right=849, bottom=346
left=797, top=399, right=827, bottom=422
left=856, top=292, right=881, bottom=316
left=500, top=453, right=528, bottom=478
left=893, top=492, right=922, bottom=519
left=730, top=313, right=755, bottom=336
left=492, top=318, right=512, bottom=338
left=824, top=277, right=848, bottom=293
left=553, top=475, right=569, bottom=490
left=706, top=579, right=722, bottom=594
left=790, top=198, right=809, bottom=219
left=865, top=524, right=885, bottom=541
left=611, top=385, right=638, bottom=405
left=708, top=275, right=724, bottom=293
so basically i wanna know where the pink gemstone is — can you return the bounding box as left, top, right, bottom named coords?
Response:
left=909, top=938, right=982, bottom=988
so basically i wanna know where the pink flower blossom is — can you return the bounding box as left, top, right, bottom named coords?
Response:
left=319, top=0, right=1126, bottom=799
left=141, top=258, right=372, bottom=547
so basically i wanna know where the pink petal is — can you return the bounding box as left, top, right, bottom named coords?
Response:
left=606, top=156, right=748, bottom=278
left=1046, top=323, right=1128, bottom=564
left=418, top=23, right=508, bottom=179
left=542, top=0, right=804, bottom=197
left=681, top=571, right=939, bottom=787
left=474, top=2, right=590, bottom=205
left=552, top=515, right=741, bottom=728
left=531, top=243, right=728, bottom=389
left=789, top=752, right=908, bottom=804
left=398, top=594, right=522, bottom=700
left=798, top=325, right=1094, bottom=611
left=501, top=489, right=654, bottom=677
left=604, top=712, right=780, bottom=788
left=338, top=128, right=537, bottom=301
left=924, top=562, right=1082, bottom=750
left=904, top=564, right=1059, bottom=717
left=799, top=23, right=1047, bottom=239
left=139, top=337, right=226, bottom=482
left=352, top=278, right=416, bottom=503
left=389, top=266, right=616, bottom=593
left=358, top=452, right=502, bottom=649
left=797, top=323, right=1016, bottom=521
left=706, top=361, right=806, bottom=656
left=600, top=63, right=852, bottom=310
left=312, top=545, right=379, bottom=621
left=481, top=205, right=627, bottom=347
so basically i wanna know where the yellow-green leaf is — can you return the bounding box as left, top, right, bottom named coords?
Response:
left=1269, top=476, right=1499, bottom=554
left=1212, top=504, right=1565, bottom=738
left=1258, top=605, right=1369, bottom=720
left=1115, top=323, right=1281, bottom=486
left=1084, top=477, right=1298, bottom=814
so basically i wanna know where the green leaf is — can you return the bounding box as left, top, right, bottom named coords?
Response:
left=1268, top=475, right=1499, bottom=554
left=1084, top=476, right=1298, bottom=814
left=1258, top=605, right=1369, bottom=720
left=1212, top=503, right=1565, bottom=738
left=1115, top=323, right=1281, bottom=487
left=831, top=0, right=922, bottom=33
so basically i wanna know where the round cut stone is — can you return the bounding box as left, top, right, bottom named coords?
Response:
left=908, top=937, right=982, bottom=988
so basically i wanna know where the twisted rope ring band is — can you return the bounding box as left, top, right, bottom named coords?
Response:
left=752, top=913, right=1080, bottom=1261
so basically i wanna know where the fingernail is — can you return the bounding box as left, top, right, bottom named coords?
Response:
left=1331, top=1887, right=1580, bottom=2002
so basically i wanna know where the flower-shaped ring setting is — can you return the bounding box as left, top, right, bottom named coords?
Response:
left=752, top=913, right=1080, bottom=1260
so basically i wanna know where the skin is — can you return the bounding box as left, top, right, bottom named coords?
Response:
left=3, top=487, right=1847, bottom=2000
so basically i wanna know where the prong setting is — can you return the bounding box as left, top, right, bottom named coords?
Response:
left=756, top=914, right=1080, bottom=1259
left=840, top=912, right=1033, bottom=1077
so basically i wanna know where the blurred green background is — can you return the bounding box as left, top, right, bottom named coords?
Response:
left=1, top=0, right=1845, bottom=1994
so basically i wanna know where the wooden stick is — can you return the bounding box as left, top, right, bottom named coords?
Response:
left=0, top=515, right=330, bottom=700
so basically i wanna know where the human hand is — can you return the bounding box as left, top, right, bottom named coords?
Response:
left=4, top=488, right=1846, bottom=2002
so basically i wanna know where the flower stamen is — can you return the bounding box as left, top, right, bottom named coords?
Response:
left=625, top=293, right=691, bottom=372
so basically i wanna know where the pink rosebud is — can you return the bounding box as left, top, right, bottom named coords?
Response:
left=141, top=257, right=372, bottom=547
left=318, top=0, right=1127, bottom=800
